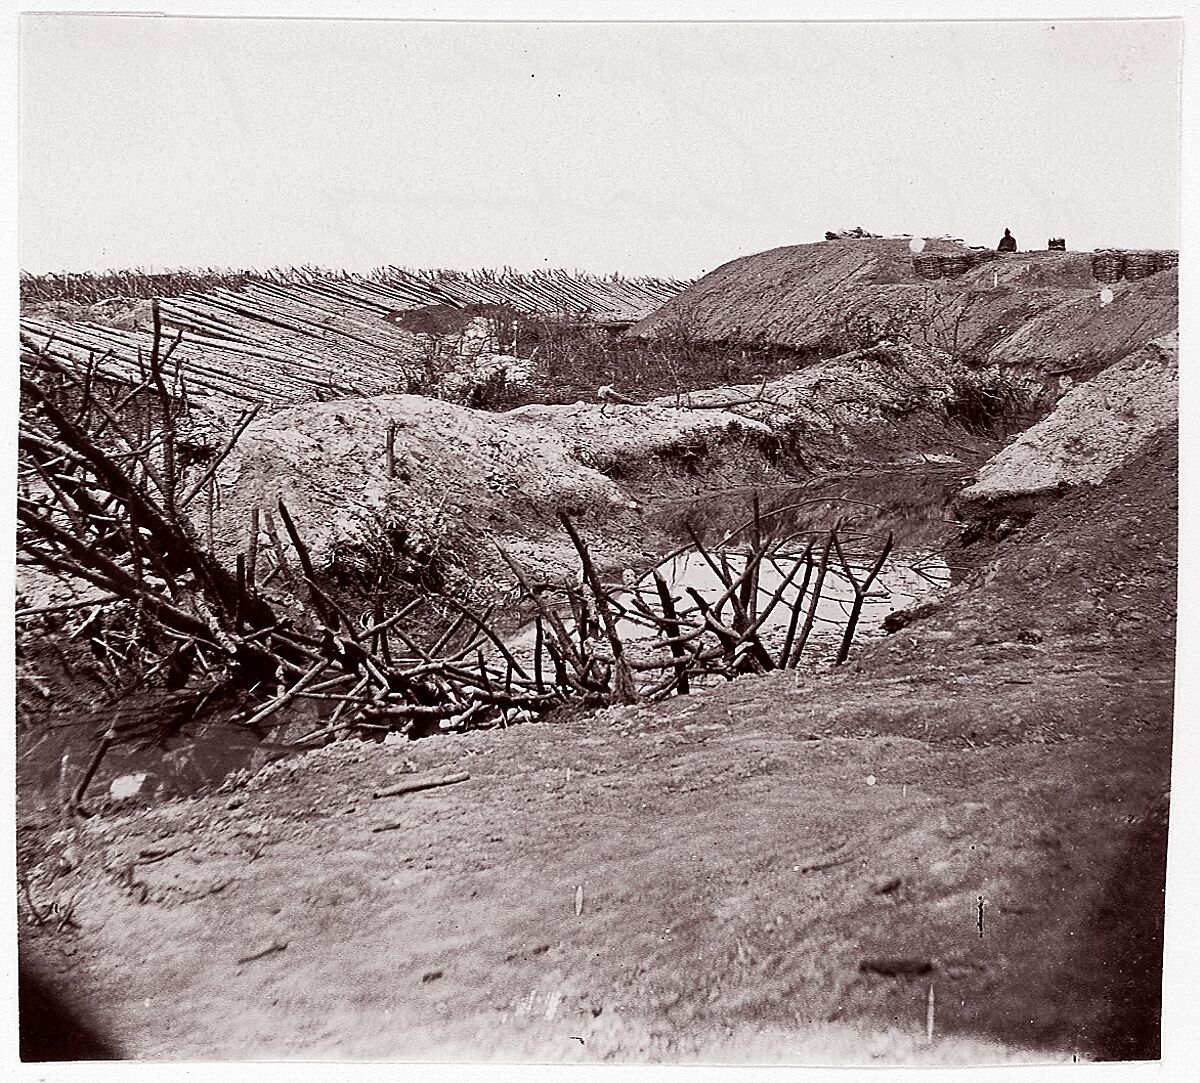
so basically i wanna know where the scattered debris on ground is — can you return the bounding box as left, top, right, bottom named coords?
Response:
left=16, top=238, right=1176, bottom=1064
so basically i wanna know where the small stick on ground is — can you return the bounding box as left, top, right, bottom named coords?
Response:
left=372, top=770, right=470, bottom=799
left=237, top=939, right=288, bottom=966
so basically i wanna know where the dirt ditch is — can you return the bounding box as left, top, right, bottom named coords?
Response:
left=15, top=243, right=1177, bottom=1066
left=15, top=464, right=960, bottom=819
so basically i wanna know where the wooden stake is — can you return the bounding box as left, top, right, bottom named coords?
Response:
left=788, top=529, right=834, bottom=668
left=833, top=530, right=894, bottom=666
left=652, top=571, right=689, bottom=695
left=67, top=721, right=117, bottom=817
left=247, top=506, right=260, bottom=589
left=557, top=511, right=635, bottom=704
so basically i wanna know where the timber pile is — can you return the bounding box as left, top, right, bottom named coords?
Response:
left=18, top=268, right=689, bottom=415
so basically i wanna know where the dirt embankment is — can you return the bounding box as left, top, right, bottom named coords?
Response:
left=213, top=342, right=996, bottom=602
left=632, top=240, right=1178, bottom=402
left=214, top=393, right=780, bottom=598
left=17, top=363, right=1175, bottom=1066
left=958, top=331, right=1177, bottom=510
left=649, top=343, right=991, bottom=465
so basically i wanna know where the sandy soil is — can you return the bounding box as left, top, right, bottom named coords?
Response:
left=961, top=331, right=1177, bottom=505
left=16, top=420, right=1174, bottom=1065
left=14, top=240, right=1178, bottom=1067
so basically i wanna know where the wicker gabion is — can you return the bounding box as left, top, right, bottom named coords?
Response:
left=1092, top=250, right=1126, bottom=283
left=1154, top=251, right=1179, bottom=273
left=938, top=255, right=970, bottom=277
left=967, top=248, right=997, bottom=267
left=913, top=253, right=943, bottom=280
left=1123, top=251, right=1158, bottom=281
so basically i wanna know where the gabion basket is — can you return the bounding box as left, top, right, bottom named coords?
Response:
left=938, top=255, right=970, bottom=277
left=1123, top=251, right=1158, bottom=281
left=1091, top=251, right=1126, bottom=283
left=913, top=253, right=943, bottom=280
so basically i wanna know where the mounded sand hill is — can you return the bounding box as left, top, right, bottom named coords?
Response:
left=632, top=240, right=1177, bottom=393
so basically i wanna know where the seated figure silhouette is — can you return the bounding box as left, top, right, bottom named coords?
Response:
left=997, top=228, right=1017, bottom=253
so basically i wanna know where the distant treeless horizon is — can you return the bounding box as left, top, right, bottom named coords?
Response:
left=19, top=15, right=1181, bottom=278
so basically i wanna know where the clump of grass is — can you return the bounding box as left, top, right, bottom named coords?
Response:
left=944, top=373, right=1030, bottom=434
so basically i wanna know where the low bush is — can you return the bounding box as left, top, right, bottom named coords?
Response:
left=944, top=373, right=1030, bottom=434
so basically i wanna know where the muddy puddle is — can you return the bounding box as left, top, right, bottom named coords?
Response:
left=622, top=546, right=949, bottom=650
left=18, top=468, right=962, bottom=817
left=17, top=707, right=295, bottom=817
left=503, top=544, right=950, bottom=694
left=653, top=463, right=969, bottom=556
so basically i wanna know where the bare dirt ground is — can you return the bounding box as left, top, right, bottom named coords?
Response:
left=14, top=239, right=1178, bottom=1067
left=16, top=419, right=1174, bottom=1064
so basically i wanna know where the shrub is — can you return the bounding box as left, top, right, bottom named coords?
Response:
left=944, top=373, right=1030, bottom=434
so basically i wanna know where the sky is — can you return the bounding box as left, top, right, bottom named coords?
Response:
left=17, top=12, right=1182, bottom=278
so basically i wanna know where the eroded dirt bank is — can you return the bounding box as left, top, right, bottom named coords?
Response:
left=17, top=415, right=1174, bottom=1064
left=208, top=340, right=998, bottom=604
left=632, top=240, right=1178, bottom=395
left=960, top=331, right=1178, bottom=507
left=16, top=233, right=1177, bottom=1063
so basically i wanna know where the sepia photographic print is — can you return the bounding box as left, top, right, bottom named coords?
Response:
left=9, top=3, right=1191, bottom=1075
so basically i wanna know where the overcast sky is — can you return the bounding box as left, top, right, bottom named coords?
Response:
left=19, top=14, right=1182, bottom=277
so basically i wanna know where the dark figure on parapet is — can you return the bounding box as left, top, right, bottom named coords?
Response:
left=997, top=228, right=1017, bottom=253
